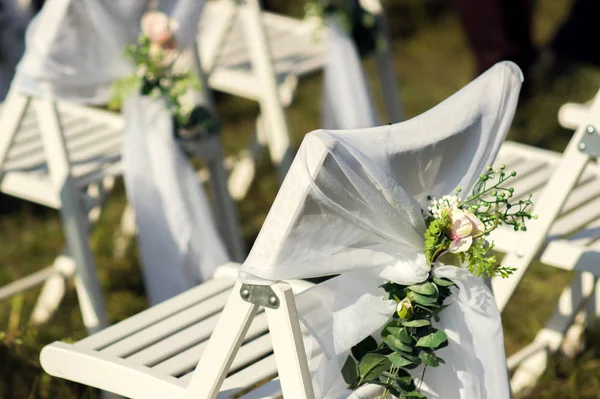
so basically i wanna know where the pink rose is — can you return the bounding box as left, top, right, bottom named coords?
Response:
left=141, top=11, right=179, bottom=47
left=448, top=208, right=484, bottom=254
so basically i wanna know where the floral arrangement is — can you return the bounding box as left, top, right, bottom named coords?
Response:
left=341, top=165, right=535, bottom=398
left=304, top=0, right=385, bottom=56
left=109, top=11, right=210, bottom=133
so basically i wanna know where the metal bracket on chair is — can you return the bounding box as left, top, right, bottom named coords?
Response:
left=239, top=284, right=280, bottom=309
left=578, top=125, right=600, bottom=157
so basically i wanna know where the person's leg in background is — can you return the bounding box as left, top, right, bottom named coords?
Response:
left=453, top=0, right=537, bottom=88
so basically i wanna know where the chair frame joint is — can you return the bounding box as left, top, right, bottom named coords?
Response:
left=578, top=125, right=600, bottom=157
left=239, top=283, right=280, bottom=309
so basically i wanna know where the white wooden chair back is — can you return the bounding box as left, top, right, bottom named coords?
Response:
left=491, top=89, right=600, bottom=309
left=0, top=85, right=114, bottom=333
left=0, top=34, right=246, bottom=333
left=489, top=89, right=600, bottom=394
left=198, top=0, right=403, bottom=200
left=187, top=281, right=314, bottom=399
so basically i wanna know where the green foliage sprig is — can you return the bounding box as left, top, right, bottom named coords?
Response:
left=344, top=164, right=535, bottom=397
left=109, top=34, right=201, bottom=126
left=304, top=0, right=385, bottom=56
left=342, top=277, right=454, bottom=398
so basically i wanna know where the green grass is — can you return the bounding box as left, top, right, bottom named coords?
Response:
left=2, top=0, right=600, bottom=397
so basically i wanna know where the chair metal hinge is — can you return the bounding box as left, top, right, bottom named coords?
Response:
left=578, top=125, right=600, bottom=157
left=239, top=284, right=280, bottom=309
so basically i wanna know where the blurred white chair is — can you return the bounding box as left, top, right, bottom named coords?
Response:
left=199, top=0, right=403, bottom=200
left=0, top=0, right=246, bottom=332
left=488, top=90, right=600, bottom=394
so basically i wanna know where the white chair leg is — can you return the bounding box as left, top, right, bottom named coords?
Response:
left=113, top=204, right=136, bottom=259
left=509, top=272, right=598, bottom=395
left=228, top=114, right=267, bottom=200
left=185, top=281, right=260, bottom=399
left=35, top=99, right=108, bottom=333
left=266, top=283, right=315, bottom=399
left=30, top=254, right=75, bottom=325
left=239, top=0, right=293, bottom=182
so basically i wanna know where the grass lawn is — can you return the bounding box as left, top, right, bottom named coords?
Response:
left=1, top=0, right=600, bottom=397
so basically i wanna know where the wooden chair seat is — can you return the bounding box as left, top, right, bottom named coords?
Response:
left=41, top=263, right=313, bottom=398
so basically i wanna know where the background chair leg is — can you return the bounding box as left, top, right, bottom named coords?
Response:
left=510, top=272, right=597, bottom=395
left=36, top=99, right=108, bottom=333
left=239, top=0, right=293, bottom=183
left=113, top=204, right=136, bottom=259
left=228, top=114, right=267, bottom=201
left=30, top=253, right=74, bottom=325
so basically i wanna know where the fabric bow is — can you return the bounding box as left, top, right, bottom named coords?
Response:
left=240, top=61, right=523, bottom=398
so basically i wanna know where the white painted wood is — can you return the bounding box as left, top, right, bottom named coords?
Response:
left=34, top=99, right=108, bottom=333
left=491, top=95, right=599, bottom=311
left=266, top=283, right=315, bottom=399
left=495, top=90, right=600, bottom=395
left=78, top=277, right=236, bottom=350
left=40, top=342, right=188, bottom=398
left=151, top=311, right=268, bottom=375
left=0, top=88, right=30, bottom=170
left=185, top=281, right=260, bottom=399
left=0, top=266, right=58, bottom=300
left=238, top=0, right=293, bottom=182
left=30, top=253, right=75, bottom=325
left=104, top=290, right=232, bottom=358
left=559, top=102, right=590, bottom=130
left=1, top=90, right=243, bottom=330
left=510, top=273, right=599, bottom=394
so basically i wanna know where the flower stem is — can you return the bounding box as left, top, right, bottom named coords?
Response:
left=418, top=365, right=428, bottom=392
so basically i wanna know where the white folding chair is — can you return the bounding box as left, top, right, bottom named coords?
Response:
left=487, top=90, right=600, bottom=394
left=198, top=0, right=402, bottom=200
left=40, top=262, right=316, bottom=399
left=0, top=42, right=246, bottom=334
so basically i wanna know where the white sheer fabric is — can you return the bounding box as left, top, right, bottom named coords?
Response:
left=240, top=61, right=523, bottom=398
left=322, top=17, right=379, bottom=129
left=123, top=96, right=229, bottom=305
left=13, top=0, right=228, bottom=304
left=13, top=0, right=202, bottom=104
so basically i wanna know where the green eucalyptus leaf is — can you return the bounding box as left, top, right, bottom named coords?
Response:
left=433, top=277, right=455, bottom=287
left=372, top=379, right=402, bottom=397
left=404, top=391, right=427, bottom=398
left=402, top=319, right=431, bottom=328
left=386, top=327, right=412, bottom=344
left=419, top=351, right=441, bottom=367
left=396, top=351, right=420, bottom=362
left=407, top=291, right=438, bottom=305
left=381, top=319, right=402, bottom=337
left=388, top=353, right=415, bottom=368
left=416, top=330, right=448, bottom=349
left=383, top=335, right=413, bottom=353
left=407, top=282, right=437, bottom=296
left=341, top=356, right=358, bottom=385
left=351, top=335, right=378, bottom=361
left=357, top=353, right=391, bottom=382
